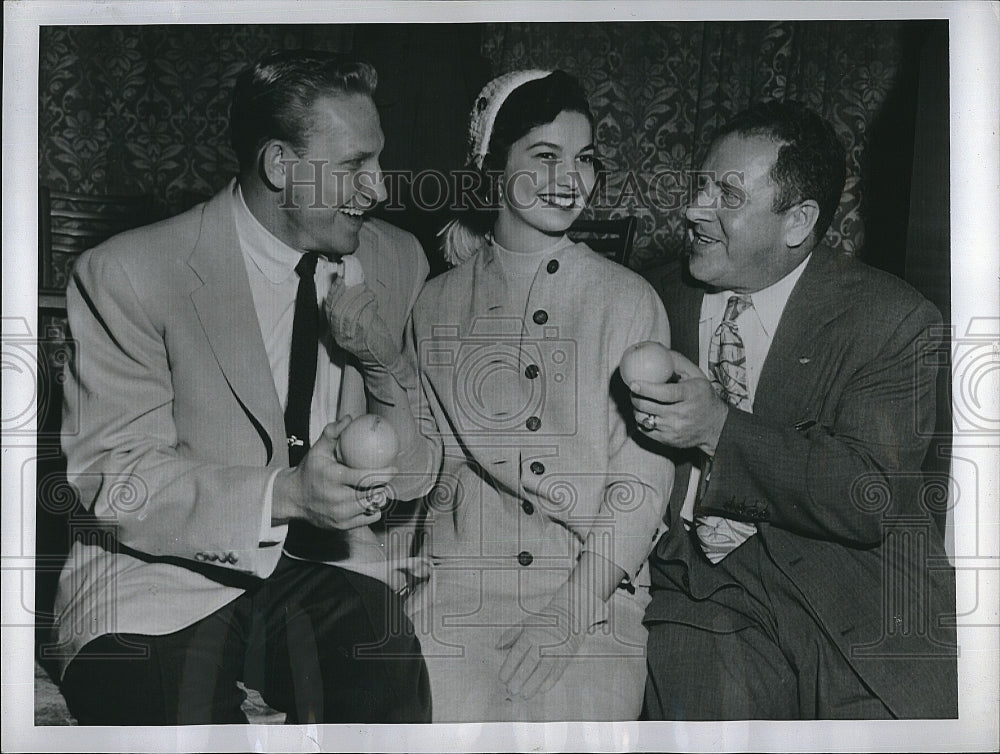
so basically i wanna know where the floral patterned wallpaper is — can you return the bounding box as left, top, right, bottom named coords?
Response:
left=482, top=21, right=921, bottom=270
left=39, top=21, right=933, bottom=274
left=39, top=25, right=353, bottom=214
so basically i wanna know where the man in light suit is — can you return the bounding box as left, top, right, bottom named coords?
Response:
left=630, top=101, right=957, bottom=719
left=54, top=50, right=439, bottom=724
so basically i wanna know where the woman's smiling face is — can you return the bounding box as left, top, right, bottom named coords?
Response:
left=494, top=109, right=596, bottom=252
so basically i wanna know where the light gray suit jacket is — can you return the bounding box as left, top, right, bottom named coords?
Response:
left=54, top=184, right=433, bottom=675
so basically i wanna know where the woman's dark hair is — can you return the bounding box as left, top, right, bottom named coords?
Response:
left=481, top=70, right=595, bottom=173
left=229, top=49, right=377, bottom=171
left=441, top=71, right=596, bottom=263
left=715, top=100, right=847, bottom=242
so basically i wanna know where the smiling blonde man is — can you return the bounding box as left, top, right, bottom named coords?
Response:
left=54, top=50, right=438, bottom=725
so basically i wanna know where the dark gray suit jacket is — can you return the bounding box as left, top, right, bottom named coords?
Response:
left=644, top=245, right=957, bottom=718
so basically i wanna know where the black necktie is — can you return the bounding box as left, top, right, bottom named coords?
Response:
left=282, top=254, right=350, bottom=561
left=284, top=252, right=319, bottom=467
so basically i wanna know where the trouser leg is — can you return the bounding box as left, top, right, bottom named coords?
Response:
left=60, top=557, right=432, bottom=724
left=59, top=598, right=249, bottom=725
left=762, top=552, right=894, bottom=719
left=255, top=558, right=431, bottom=723
left=643, top=538, right=896, bottom=720
left=643, top=617, right=799, bottom=720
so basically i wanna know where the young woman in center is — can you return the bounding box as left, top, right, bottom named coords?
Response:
left=405, top=70, right=673, bottom=722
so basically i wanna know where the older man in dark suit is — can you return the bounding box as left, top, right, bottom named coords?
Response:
left=629, top=101, right=957, bottom=719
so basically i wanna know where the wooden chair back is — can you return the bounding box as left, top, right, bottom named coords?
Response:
left=567, top=215, right=638, bottom=267
left=39, top=185, right=153, bottom=310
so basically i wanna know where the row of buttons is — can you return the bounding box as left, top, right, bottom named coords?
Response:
left=521, top=457, right=543, bottom=516
left=517, top=256, right=558, bottom=570
left=520, top=246, right=556, bottom=560
left=521, top=260, right=560, bottom=441
left=530, top=261, right=558, bottom=325
left=510, top=244, right=557, bottom=561
left=515, top=260, right=584, bottom=569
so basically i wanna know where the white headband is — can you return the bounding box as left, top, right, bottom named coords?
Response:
left=467, top=69, right=552, bottom=169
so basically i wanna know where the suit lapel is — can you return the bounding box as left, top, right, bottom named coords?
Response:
left=660, top=273, right=704, bottom=529
left=187, top=188, right=285, bottom=457
left=474, top=243, right=510, bottom=318
left=754, top=246, right=849, bottom=421
left=338, top=225, right=388, bottom=420
left=354, top=222, right=389, bottom=303
left=672, top=282, right=703, bottom=367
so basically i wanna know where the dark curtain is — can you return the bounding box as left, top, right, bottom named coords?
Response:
left=902, top=23, right=951, bottom=535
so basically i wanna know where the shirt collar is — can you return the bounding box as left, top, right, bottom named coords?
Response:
left=231, top=180, right=304, bottom=284
left=750, top=252, right=812, bottom=337
left=702, top=252, right=812, bottom=337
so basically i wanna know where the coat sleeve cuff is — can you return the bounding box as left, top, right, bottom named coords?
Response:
left=258, top=467, right=289, bottom=550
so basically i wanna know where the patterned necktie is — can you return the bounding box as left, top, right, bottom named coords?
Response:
left=696, top=294, right=757, bottom=563
left=707, top=294, right=752, bottom=410
left=284, top=252, right=319, bottom=468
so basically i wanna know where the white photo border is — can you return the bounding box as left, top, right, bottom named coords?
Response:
left=3, top=2, right=998, bottom=752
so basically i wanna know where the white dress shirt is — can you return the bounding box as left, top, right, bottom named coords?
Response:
left=231, top=183, right=353, bottom=540
left=680, top=252, right=812, bottom=524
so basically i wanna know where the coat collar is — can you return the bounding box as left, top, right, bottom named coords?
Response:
left=475, top=241, right=510, bottom=315
left=669, top=269, right=705, bottom=366
left=186, top=184, right=286, bottom=461
left=352, top=220, right=388, bottom=295
left=472, top=238, right=586, bottom=317
left=184, top=189, right=395, bottom=461
left=670, top=245, right=851, bottom=416
left=754, top=245, right=851, bottom=416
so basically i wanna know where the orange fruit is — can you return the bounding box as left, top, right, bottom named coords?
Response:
left=619, top=341, right=675, bottom=385
left=337, top=414, right=400, bottom=468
